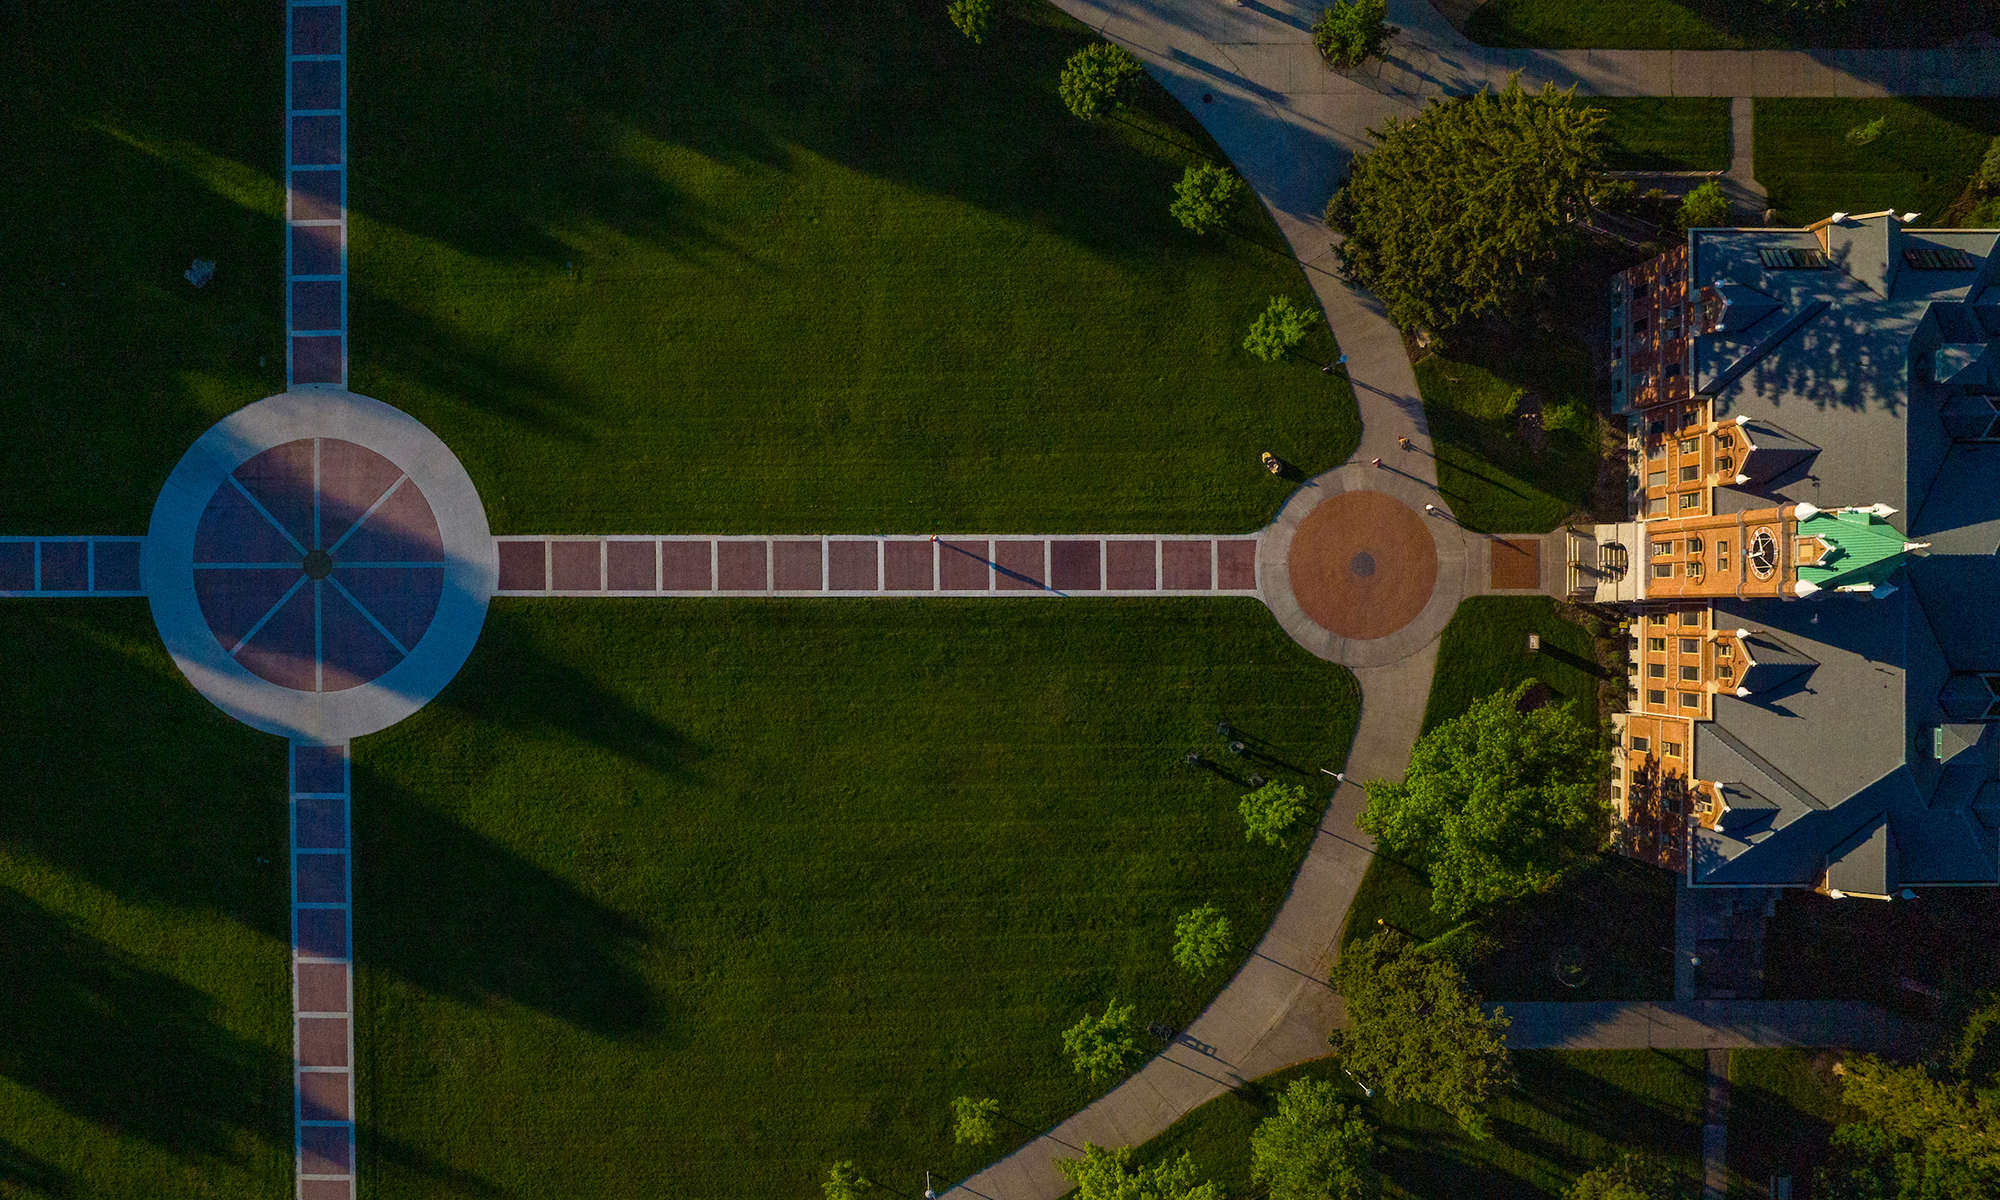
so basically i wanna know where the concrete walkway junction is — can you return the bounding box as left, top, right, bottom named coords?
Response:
left=5, top=2, right=1997, bottom=1198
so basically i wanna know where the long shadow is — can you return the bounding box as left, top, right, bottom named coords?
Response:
left=0, top=1139, right=70, bottom=1199
left=1537, top=641, right=1610, bottom=681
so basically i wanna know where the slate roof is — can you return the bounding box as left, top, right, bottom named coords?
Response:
left=1682, top=214, right=2000, bottom=889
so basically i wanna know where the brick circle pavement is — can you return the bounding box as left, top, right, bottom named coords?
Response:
left=1284, top=490, right=1438, bottom=640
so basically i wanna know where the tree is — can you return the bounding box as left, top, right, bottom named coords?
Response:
left=1833, top=1055, right=2000, bottom=1169
left=1313, top=0, right=1396, bottom=69
left=1567, top=1153, right=1687, bottom=1200
left=1816, top=1119, right=2000, bottom=1200
left=1240, top=779, right=1313, bottom=844
left=1243, top=297, right=1319, bottom=363
left=1359, top=683, right=1600, bottom=918
left=1249, top=1077, right=1376, bottom=1200
left=1170, top=164, right=1246, bottom=235
left=1330, top=929, right=1512, bottom=1138
left=952, top=1095, right=1001, bottom=1145
left=1063, top=999, right=1142, bottom=1082
left=1060, top=43, right=1145, bottom=121
left=824, top=1160, right=868, bottom=1200
left=1325, top=79, right=1607, bottom=330
left=946, top=0, right=995, bottom=44
left=1055, top=1143, right=1222, bottom=1200
left=1675, top=181, right=1732, bottom=231
left=1172, top=902, right=1233, bottom=976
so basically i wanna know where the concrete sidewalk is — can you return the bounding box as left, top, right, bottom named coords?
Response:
left=1501, top=999, right=1931, bottom=1055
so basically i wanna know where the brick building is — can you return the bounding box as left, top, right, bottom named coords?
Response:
left=1570, top=210, right=2000, bottom=898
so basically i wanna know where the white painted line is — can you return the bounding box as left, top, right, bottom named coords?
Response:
left=327, top=475, right=408, bottom=553
left=231, top=575, right=310, bottom=655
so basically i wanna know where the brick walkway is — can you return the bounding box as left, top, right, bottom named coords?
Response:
left=287, top=0, right=348, bottom=391
left=0, top=537, right=144, bottom=596
left=492, top=534, right=1261, bottom=596
left=292, top=740, right=357, bottom=1200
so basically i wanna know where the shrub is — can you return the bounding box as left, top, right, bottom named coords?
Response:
left=944, top=0, right=992, bottom=44
left=1243, top=296, right=1319, bottom=362
left=1568, top=1153, right=1687, bottom=1200
left=1675, top=180, right=1733, bottom=231
left=1062, top=999, right=1141, bottom=1082
left=951, top=1095, right=1000, bottom=1145
left=1590, top=178, right=1638, bottom=214
left=1980, top=136, right=2000, bottom=188
left=1172, top=902, right=1234, bottom=975
left=1058, top=1144, right=1222, bottom=1200
left=1171, top=164, right=1247, bottom=235
left=946, top=0, right=995, bottom=44
left=824, top=1161, right=868, bottom=1200
left=1313, top=0, right=1396, bottom=69
left=1059, top=43, right=1144, bottom=121
left=1240, top=779, right=1313, bottom=844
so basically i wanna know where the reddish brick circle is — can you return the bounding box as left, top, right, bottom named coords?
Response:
left=1287, top=491, right=1438, bottom=640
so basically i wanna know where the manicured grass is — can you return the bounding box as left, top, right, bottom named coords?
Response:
left=1419, top=597, right=1605, bottom=736
left=353, top=600, right=1358, bottom=1199
left=1465, top=0, right=1995, bottom=49
left=343, top=0, right=1356, bottom=535
left=1756, top=99, right=2000, bottom=228
left=0, top=0, right=287, bottom=535
left=1762, top=884, right=2000, bottom=1013
left=1133, top=1052, right=1705, bottom=1199
left=0, top=602, right=292, bottom=1199
left=1419, top=332, right=1598, bottom=534
left=1589, top=98, right=1732, bottom=172
left=1726, top=1049, right=1853, bottom=1199
left=1343, top=599, right=1669, bottom=1001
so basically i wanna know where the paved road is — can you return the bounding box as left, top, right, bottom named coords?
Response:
left=945, top=4, right=1985, bottom=1196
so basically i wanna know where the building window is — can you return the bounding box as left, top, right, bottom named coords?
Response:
left=1665, top=362, right=1684, bottom=378
left=1648, top=497, right=1668, bottom=516
left=1634, top=283, right=1649, bottom=300
left=1679, top=611, right=1702, bottom=627
left=1649, top=637, right=1667, bottom=652
left=1686, top=537, right=1703, bottom=555
left=1679, top=492, right=1702, bottom=510
left=1679, top=410, right=1698, bottom=430
left=1687, top=560, right=1704, bottom=581
left=1649, top=441, right=1665, bottom=460
left=1680, top=464, right=1702, bottom=482
left=1717, top=456, right=1734, bottom=471
left=1649, top=472, right=1667, bottom=488
left=1652, top=540, right=1675, bottom=555
left=1678, top=437, right=1700, bottom=454
left=1714, top=430, right=1733, bottom=447
left=1719, top=664, right=1733, bottom=679
left=1680, top=638, right=1700, bottom=654
left=1759, top=247, right=1828, bottom=269
left=1718, top=642, right=1733, bottom=658
left=1649, top=689, right=1668, bottom=706
left=1650, top=614, right=1668, bottom=626
left=1632, top=373, right=1651, bottom=391
left=1649, top=663, right=1667, bottom=678
left=1717, top=540, right=1730, bottom=571
left=1903, top=247, right=1974, bottom=271
left=1681, top=692, right=1701, bottom=707
left=1653, top=562, right=1675, bottom=578
left=1631, top=735, right=1651, bottom=752
left=1681, top=665, right=1701, bottom=681
left=1632, top=318, right=1650, bottom=335
left=1664, top=740, right=1682, bottom=757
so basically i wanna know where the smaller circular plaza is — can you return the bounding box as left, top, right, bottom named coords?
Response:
left=1285, top=490, right=1439, bottom=641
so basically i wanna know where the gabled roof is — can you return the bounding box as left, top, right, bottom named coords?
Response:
left=1797, top=509, right=1921, bottom=592
left=1826, top=815, right=1896, bottom=896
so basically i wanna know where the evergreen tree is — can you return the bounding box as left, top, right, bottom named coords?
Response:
left=1060, top=43, right=1145, bottom=121
left=1325, top=79, right=1606, bottom=330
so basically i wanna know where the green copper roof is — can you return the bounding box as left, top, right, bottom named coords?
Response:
left=1798, top=510, right=1915, bottom=590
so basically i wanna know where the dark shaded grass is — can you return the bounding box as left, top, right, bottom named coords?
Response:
left=1590, top=98, right=1734, bottom=172
left=1756, top=99, right=2000, bottom=228
left=1467, top=0, right=1996, bottom=49
left=353, top=600, right=1360, bottom=1199
left=1726, top=1049, right=1855, bottom=1199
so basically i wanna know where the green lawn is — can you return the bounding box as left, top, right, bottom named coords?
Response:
left=1589, top=98, right=1733, bottom=172
left=1133, top=1053, right=1705, bottom=1199
left=1418, top=597, right=1606, bottom=736
left=1756, top=99, right=2000, bottom=228
left=1465, top=0, right=1995, bottom=49
left=1419, top=334, right=1598, bottom=534
left=353, top=600, right=1358, bottom=1199
left=2, top=0, right=1356, bottom=539
left=1726, top=1049, right=1853, bottom=1199
left=0, top=602, right=292, bottom=1200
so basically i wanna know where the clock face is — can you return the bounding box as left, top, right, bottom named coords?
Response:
left=192, top=438, right=445, bottom=692
left=1748, top=527, right=1777, bottom=579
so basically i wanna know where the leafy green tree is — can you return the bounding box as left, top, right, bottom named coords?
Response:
left=1240, top=779, right=1313, bottom=844
left=1325, top=79, right=1607, bottom=330
left=1816, top=1119, right=2000, bottom=1200
left=1243, top=297, right=1319, bottom=363
left=1064, top=999, right=1142, bottom=1082
left=1056, top=1144, right=1222, bottom=1200
left=1060, top=43, right=1145, bottom=121
left=1567, top=1153, right=1687, bottom=1200
left=1172, top=902, right=1234, bottom=976
left=1675, top=181, right=1732, bottom=231
left=1833, top=1055, right=2000, bottom=1169
left=1249, top=1077, right=1376, bottom=1200
left=1359, top=683, right=1600, bottom=918
left=824, top=1160, right=868, bottom=1200
left=947, top=0, right=995, bottom=43
left=1979, top=135, right=2000, bottom=187
left=1331, top=930, right=1512, bottom=1138
left=1816, top=998, right=2000, bottom=1197
left=1313, top=0, right=1396, bottom=69
left=952, top=1095, right=1001, bottom=1145
left=1170, top=164, right=1246, bottom=235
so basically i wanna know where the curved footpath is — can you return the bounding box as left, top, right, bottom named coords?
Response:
left=946, top=4, right=1989, bottom=1197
